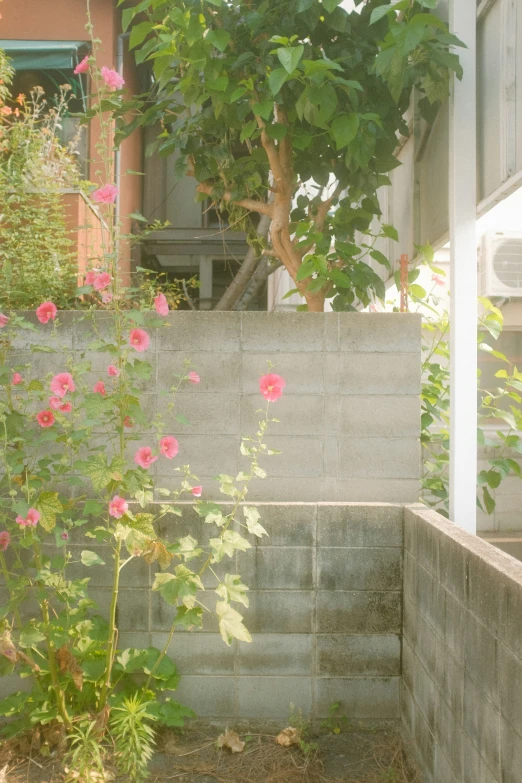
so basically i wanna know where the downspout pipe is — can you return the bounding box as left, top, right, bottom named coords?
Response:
left=114, top=32, right=129, bottom=246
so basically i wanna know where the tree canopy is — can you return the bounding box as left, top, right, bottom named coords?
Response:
left=117, top=0, right=463, bottom=311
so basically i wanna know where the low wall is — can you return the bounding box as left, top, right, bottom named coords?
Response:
left=402, top=504, right=522, bottom=783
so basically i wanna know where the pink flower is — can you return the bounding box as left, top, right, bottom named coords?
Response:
left=92, top=184, right=118, bottom=204
left=154, top=293, right=169, bottom=316
left=259, top=373, right=286, bottom=402
left=0, top=313, right=8, bottom=328
left=61, top=531, right=69, bottom=541
left=16, top=508, right=40, bottom=528
left=36, top=301, right=57, bottom=324
left=123, top=416, right=133, bottom=428
left=50, top=372, right=75, bottom=399
left=74, top=55, right=89, bottom=75
left=107, top=365, right=120, bottom=377
left=134, top=446, right=158, bottom=470
left=93, top=381, right=106, bottom=396
left=102, top=292, right=113, bottom=304
left=93, top=272, right=111, bottom=291
left=188, top=371, right=200, bottom=385
left=60, top=402, right=72, bottom=413
left=36, top=410, right=55, bottom=428
left=49, top=396, right=62, bottom=410
left=432, top=274, right=445, bottom=287
left=101, top=66, right=125, bottom=90
left=159, top=436, right=179, bottom=459
left=191, top=486, right=202, bottom=498
left=0, top=531, right=10, bottom=551
left=109, top=495, right=128, bottom=519
left=129, top=328, right=150, bottom=352
left=12, top=373, right=23, bottom=385
left=85, top=270, right=97, bottom=285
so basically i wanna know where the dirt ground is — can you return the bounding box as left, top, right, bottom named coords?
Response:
left=1, top=723, right=420, bottom=783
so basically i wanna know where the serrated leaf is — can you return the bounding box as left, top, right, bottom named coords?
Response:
left=243, top=506, right=268, bottom=538
left=152, top=565, right=204, bottom=608
left=35, top=492, right=63, bottom=532
left=216, top=601, right=251, bottom=645
left=216, top=574, right=249, bottom=608
left=210, top=531, right=251, bottom=562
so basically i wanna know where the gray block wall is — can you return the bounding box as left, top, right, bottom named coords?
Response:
left=402, top=504, right=522, bottom=783
left=10, top=311, right=421, bottom=503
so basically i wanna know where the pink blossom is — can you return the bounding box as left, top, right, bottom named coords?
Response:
left=191, top=486, right=202, bottom=498
left=159, top=436, right=179, bottom=459
left=0, top=531, right=10, bottom=551
left=16, top=508, right=40, bottom=528
left=93, top=272, right=111, bottom=291
left=92, top=184, right=118, bottom=204
left=107, top=365, right=120, bottom=377
left=36, top=301, right=57, bottom=324
left=0, top=313, right=8, bottom=328
left=109, top=495, right=128, bottom=519
left=49, top=396, right=62, bottom=410
left=36, top=410, right=55, bottom=428
left=134, top=446, right=158, bottom=470
left=74, top=55, right=89, bottom=75
left=432, top=274, right=445, bottom=287
left=101, top=66, right=125, bottom=90
left=369, top=303, right=378, bottom=313
left=61, top=531, right=69, bottom=541
left=102, top=292, right=113, bottom=304
left=129, top=328, right=150, bottom=352
left=154, top=293, right=169, bottom=316
left=50, top=372, right=75, bottom=399
left=85, top=270, right=97, bottom=285
left=12, top=373, right=23, bottom=385
left=123, top=416, right=133, bottom=428
left=60, top=402, right=72, bottom=413
left=188, top=371, right=200, bottom=385
left=259, top=373, right=286, bottom=402
left=93, top=381, right=106, bottom=396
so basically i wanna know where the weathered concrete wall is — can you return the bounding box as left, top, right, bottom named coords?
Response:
left=402, top=504, right=522, bottom=783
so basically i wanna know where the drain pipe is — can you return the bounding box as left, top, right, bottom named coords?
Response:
left=114, top=33, right=129, bottom=248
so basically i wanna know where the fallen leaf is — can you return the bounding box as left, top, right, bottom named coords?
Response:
left=217, top=730, right=245, bottom=753
left=276, top=726, right=301, bottom=747
left=0, top=764, right=8, bottom=783
left=57, top=646, right=83, bottom=690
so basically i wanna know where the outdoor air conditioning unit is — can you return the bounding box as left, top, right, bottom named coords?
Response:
left=479, top=231, right=522, bottom=298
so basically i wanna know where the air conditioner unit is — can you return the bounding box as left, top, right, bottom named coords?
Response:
left=479, top=231, right=522, bottom=298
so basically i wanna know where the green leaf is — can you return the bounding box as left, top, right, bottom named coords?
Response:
left=243, top=506, right=268, bottom=538
left=129, top=21, right=152, bottom=50
left=268, top=67, right=289, bottom=96
left=80, top=550, right=106, bottom=567
left=207, top=76, right=229, bottom=92
left=277, top=45, right=304, bottom=74
left=370, top=1, right=406, bottom=25
left=84, top=454, right=113, bottom=492
left=35, top=492, right=63, bottom=532
left=240, top=119, right=257, bottom=143
left=148, top=698, right=196, bottom=728
left=152, top=565, right=204, bottom=608
left=370, top=249, right=391, bottom=270
left=19, top=624, right=46, bottom=649
left=216, top=574, right=250, bottom=608
left=216, top=601, right=252, bottom=645
left=382, top=224, right=399, bottom=242
left=331, top=114, right=359, bottom=150
left=322, top=0, right=341, bottom=11
left=483, top=486, right=496, bottom=515
left=409, top=284, right=427, bottom=298
left=207, top=29, right=230, bottom=52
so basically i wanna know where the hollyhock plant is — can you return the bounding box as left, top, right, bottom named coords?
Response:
left=60, top=402, right=72, bottom=413
left=188, top=371, right=200, bottom=384
left=50, top=373, right=75, bottom=398
left=102, top=292, right=113, bottom=304
left=259, top=373, right=286, bottom=402
left=93, top=381, right=106, bottom=396
left=134, top=446, right=158, bottom=469
left=85, top=270, right=97, bottom=285
left=129, top=328, right=150, bottom=352
left=101, top=66, right=125, bottom=89
left=159, top=436, right=179, bottom=459
left=36, top=301, right=57, bottom=324
left=49, top=396, right=62, bottom=410
left=15, top=508, right=40, bottom=528
left=92, top=184, right=118, bottom=204
left=109, top=496, right=128, bottom=519
left=93, top=272, right=111, bottom=291
left=191, top=486, right=203, bottom=498
left=0, top=531, right=10, bottom=551
left=61, top=532, right=69, bottom=541
left=36, top=410, right=55, bottom=428
left=123, top=416, right=133, bottom=428
left=154, top=293, right=169, bottom=316
left=12, top=373, right=23, bottom=385
left=74, top=55, right=89, bottom=75
left=0, top=313, right=8, bottom=328
left=107, top=365, right=120, bottom=377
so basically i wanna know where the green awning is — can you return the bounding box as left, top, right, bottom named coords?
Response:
left=0, top=40, right=90, bottom=71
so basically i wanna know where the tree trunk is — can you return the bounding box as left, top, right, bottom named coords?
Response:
left=304, top=291, right=326, bottom=312
left=234, top=257, right=282, bottom=310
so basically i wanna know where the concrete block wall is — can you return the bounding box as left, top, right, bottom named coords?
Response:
left=402, top=504, right=522, bottom=783
left=9, top=311, right=421, bottom=503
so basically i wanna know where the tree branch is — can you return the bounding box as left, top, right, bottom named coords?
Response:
left=234, top=256, right=283, bottom=311
left=195, top=180, right=273, bottom=217
left=313, top=181, right=343, bottom=232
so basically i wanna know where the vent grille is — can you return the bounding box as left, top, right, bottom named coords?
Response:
left=492, top=239, right=522, bottom=289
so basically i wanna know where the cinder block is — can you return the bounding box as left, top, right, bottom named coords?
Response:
left=240, top=394, right=324, bottom=436
left=315, top=677, right=400, bottom=720
left=244, top=591, right=313, bottom=633
left=402, top=640, right=415, bottom=696
left=317, top=503, right=402, bottom=547
left=238, top=676, right=312, bottom=719
left=247, top=504, right=316, bottom=547
left=463, top=672, right=501, bottom=778
left=499, top=642, right=522, bottom=740
left=158, top=312, right=241, bottom=352
left=150, top=590, right=219, bottom=633
left=244, top=477, right=325, bottom=502
left=316, top=591, right=402, bottom=634
left=411, top=702, right=436, bottom=781
left=326, top=352, right=421, bottom=395
left=338, top=437, right=420, bottom=479
left=334, top=478, right=420, bottom=503
left=318, top=548, right=402, bottom=591
left=241, top=436, right=323, bottom=478
left=338, top=313, right=421, bottom=353
left=467, top=549, right=506, bottom=637
left=444, top=593, right=467, bottom=661
left=164, top=393, right=240, bottom=435
left=157, top=351, right=241, bottom=393
left=316, top=634, right=400, bottom=676
left=433, top=745, right=460, bottom=783
left=461, top=733, right=499, bottom=783
left=240, top=352, right=325, bottom=393
left=433, top=689, right=463, bottom=780
left=434, top=640, right=465, bottom=726
left=414, top=512, right=442, bottom=578
left=464, top=616, right=499, bottom=707
left=237, top=634, right=312, bottom=675
left=11, top=311, right=75, bottom=350
left=156, top=434, right=239, bottom=477
left=173, top=674, right=236, bottom=716
left=240, top=312, right=325, bottom=352
left=411, top=648, right=437, bottom=733
left=238, top=547, right=314, bottom=590
left=338, top=396, right=420, bottom=438
left=150, top=632, right=235, bottom=675
left=502, top=570, right=522, bottom=660
left=116, top=589, right=149, bottom=631
left=324, top=314, right=339, bottom=351
left=416, top=563, right=447, bottom=638
left=413, top=611, right=439, bottom=677
left=500, top=715, right=522, bottom=783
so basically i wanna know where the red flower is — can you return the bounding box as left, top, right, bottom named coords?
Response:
left=74, top=55, right=89, bottom=75
left=107, top=365, right=120, bottom=377
left=129, top=328, right=150, bottom=352
left=0, top=531, right=10, bottom=551
left=85, top=270, right=97, bottom=285
left=259, top=373, right=286, bottom=402
left=159, top=436, right=179, bottom=459
left=432, top=274, right=445, bottom=288
left=134, top=446, right=158, bottom=470
left=109, top=495, right=128, bottom=519
left=188, top=371, right=200, bottom=384
left=36, top=410, right=55, bottom=428
left=191, top=485, right=202, bottom=497
left=154, top=293, right=169, bottom=316
left=123, top=416, right=133, bottom=428
left=60, top=402, right=72, bottom=413
left=50, top=372, right=75, bottom=398
left=93, top=272, right=111, bottom=291
left=36, top=301, right=57, bottom=324
left=16, top=508, right=40, bottom=527
left=49, top=396, right=62, bottom=410
left=12, top=373, right=23, bottom=385
left=0, top=313, right=8, bottom=328
left=92, top=184, right=118, bottom=204
left=93, top=381, right=106, bottom=396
